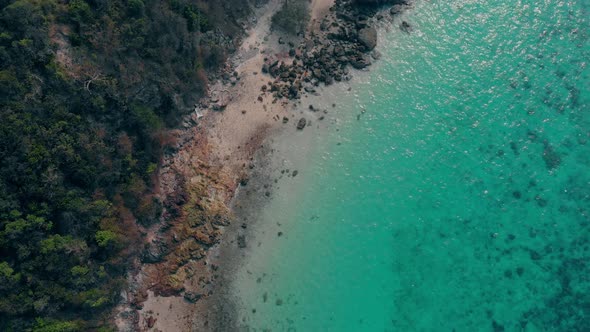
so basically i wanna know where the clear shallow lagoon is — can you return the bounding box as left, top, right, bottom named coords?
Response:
left=232, top=0, right=590, bottom=330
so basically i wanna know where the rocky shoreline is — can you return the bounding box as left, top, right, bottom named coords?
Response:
left=258, top=0, right=412, bottom=101
left=115, top=0, right=413, bottom=330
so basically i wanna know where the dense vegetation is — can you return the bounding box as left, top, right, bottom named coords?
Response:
left=271, top=0, right=309, bottom=35
left=0, top=0, right=249, bottom=330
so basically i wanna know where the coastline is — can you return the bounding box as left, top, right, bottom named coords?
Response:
left=115, top=0, right=412, bottom=330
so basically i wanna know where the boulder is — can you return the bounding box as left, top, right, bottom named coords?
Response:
left=358, top=27, right=377, bottom=50
left=296, top=118, right=307, bottom=130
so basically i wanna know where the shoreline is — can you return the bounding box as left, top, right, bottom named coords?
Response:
left=115, top=0, right=413, bottom=330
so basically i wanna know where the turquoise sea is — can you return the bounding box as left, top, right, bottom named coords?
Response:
left=231, top=0, right=590, bottom=330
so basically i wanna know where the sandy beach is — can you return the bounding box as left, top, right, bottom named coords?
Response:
left=112, top=0, right=409, bottom=329
left=119, top=1, right=336, bottom=331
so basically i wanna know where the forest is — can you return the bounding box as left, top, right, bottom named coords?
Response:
left=0, top=0, right=249, bottom=330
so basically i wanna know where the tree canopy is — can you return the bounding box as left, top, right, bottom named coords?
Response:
left=0, top=0, right=249, bottom=329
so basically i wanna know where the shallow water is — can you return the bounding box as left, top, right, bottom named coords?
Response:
left=231, top=0, right=590, bottom=330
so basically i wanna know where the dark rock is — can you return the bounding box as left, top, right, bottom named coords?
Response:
left=371, top=50, right=382, bottom=60
left=313, top=68, right=323, bottom=79
left=356, top=18, right=369, bottom=29
left=296, top=118, right=307, bottom=130
left=400, top=21, right=412, bottom=33
left=337, top=12, right=355, bottom=22
left=535, top=195, right=548, bottom=207
left=354, top=0, right=406, bottom=5
left=492, top=320, right=505, bottom=332
left=530, top=250, right=542, bottom=260
left=350, top=56, right=370, bottom=69
left=542, top=143, right=561, bottom=170
left=147, top=316, right=157, bottom=328
left=237, top=234, right=246, bottom=248
left=184, top=291, right=203, bottom=303
left=288, top=85, right=299, bottom=99
left=325, top=75, right=334, bottom=85
left=390, top=4, right=404, bottom=15
left=240, top=177, right=249, bottom=186
left=282, top=116, right=289, bottom=123
left=141, top=239, right=168, bottom=263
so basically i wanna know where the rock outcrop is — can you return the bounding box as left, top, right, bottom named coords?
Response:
left=257, top=0, right=411, bottom=104
left=358, top=27, right=378, bottom=50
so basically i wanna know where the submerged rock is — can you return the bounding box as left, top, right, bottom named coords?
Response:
left=400, top=21, right=412, bottom=33
left=237, top=234, right=247, bottom=248
left=542, top=143, right=561, bottom=170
